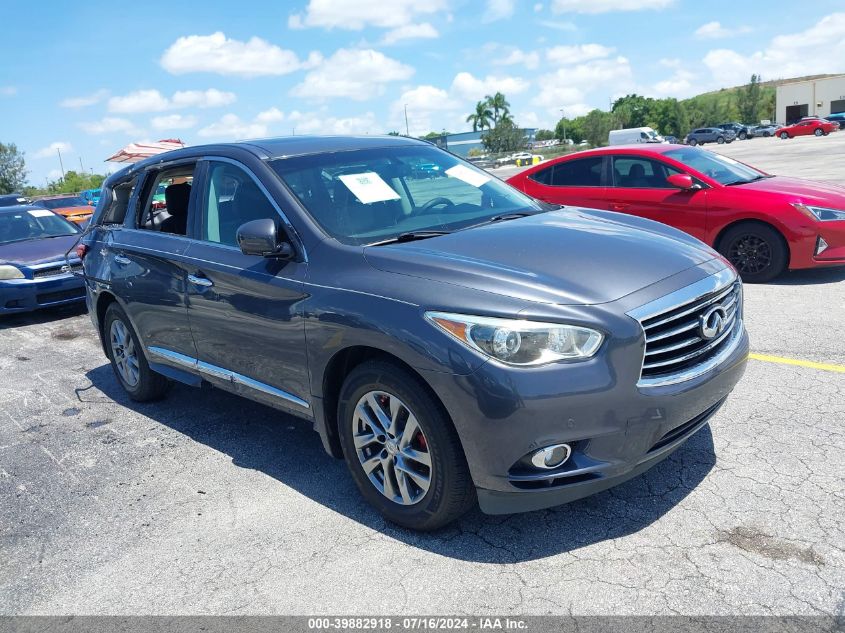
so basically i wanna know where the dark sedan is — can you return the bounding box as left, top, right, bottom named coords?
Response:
left=0, top=206, right=85, bottom=314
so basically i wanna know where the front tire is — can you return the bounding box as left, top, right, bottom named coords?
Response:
left=718, top=223, right=788, bottom=283
left=104, top=303, right=171, bottom=401
left=739, top=131, right=748, bottom=140
left=717, top=136, right=725, bottom=144
left=780, top=132, right=789, bottom=139
left=338, top=360, right=474, bottom=530
left=689, top=138, right=698, bottom=146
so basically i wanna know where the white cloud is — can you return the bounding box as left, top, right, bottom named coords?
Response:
left=545, top=44, right=615, bottom=65
left=533, top=56, right=633, bottom=113
left=255, top=107, right=285, bottom=123
left=537, top=20, right=576, bottom=31
left=288, top=110, right=380, bottom=135
left=450, top=72, right=530, bottom=101
left=551, top=0, right=673, bottom=13
left=0, top=86, right=16, bottom=96
left=171, top=89, right=236, bottom=109
left=198, top=108, right=286, bottom=140
left=291, top=49, right=414, bottom=101
left=151, top=114, right=198, bottom=131
left=381, top=23, right=439, bottom=45
left=289, top=0, right=448, bottom=30
left=108, top=88, right=236, bottom=113
left=483, top=0, right=515, bottom=23
left=79, top=117, right=141, bottom=136
left=651, top=58, right=695, bottom=96
left=694, top=21, right=751, bottom=40
left=493, top=48, right=540, bottom=70
left=160, top=32, right=315, bottom=77
left=391, top=85, right=460, bottom=136
left=534, top=3, right=544, bottom=12
left=702, top=12, right=845, bottom=87
left=108, top=90, right=170, bottom=113
left=60, top=89, right=108, bottom=108
left=34, top=142, right=73, bottom=159
left=197, top=114, right=269, bottom=140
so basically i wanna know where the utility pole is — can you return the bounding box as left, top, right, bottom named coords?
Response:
left=56, top=147, right=65, bottom=181
left=79, top=157, right=85, bottom=173
left=404, top=104, right=410, bottom=137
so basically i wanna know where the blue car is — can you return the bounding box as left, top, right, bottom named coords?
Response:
left=0, top=206, right=85, bottom=315
left=80, top=189, right=101, bottom=207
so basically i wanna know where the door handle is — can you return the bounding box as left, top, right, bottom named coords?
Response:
left=187, top=274, right=213, bottom=288
left=114, top=255, right=131, bottom=265
left=610, top=203, right=630, bottom=211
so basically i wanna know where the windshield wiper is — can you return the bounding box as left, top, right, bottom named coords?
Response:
left=368, top=230, right=451, bottom=246
left=725, top=175, right=767, bottom=186
left=463, top=211, right=537, bottom=231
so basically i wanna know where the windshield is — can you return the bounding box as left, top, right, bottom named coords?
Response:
left=269, top=145, right=543, bottom=246
left=664, top=147, right=766, bottom=185
left=37, top=196, right=88, bottom=209
left=0, top=209, right=79, bottom=245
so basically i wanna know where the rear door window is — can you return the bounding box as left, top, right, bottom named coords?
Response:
left=611, top=157, right=681, bottom=189
left=548, top=156, right=605, bottom=187
left=137, top=164, right=197, bottom=235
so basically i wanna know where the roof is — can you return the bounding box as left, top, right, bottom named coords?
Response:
left=0, top=204, right=51, bottom=214
left=106, top=135, right=431, bottom=182
left=562, top=144, right=681, bottom=157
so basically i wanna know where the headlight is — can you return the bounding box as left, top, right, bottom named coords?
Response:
left=0, top=265, right=25, bottom=280
left=793, top=203, right=845, bottom=221
left=425, top=311, right=603, bottom=366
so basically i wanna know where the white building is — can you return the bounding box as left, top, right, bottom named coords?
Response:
left=776, top=75, right=845, bottom=124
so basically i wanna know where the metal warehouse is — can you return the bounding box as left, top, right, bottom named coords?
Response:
left=776, top=74, right=845, bottom=124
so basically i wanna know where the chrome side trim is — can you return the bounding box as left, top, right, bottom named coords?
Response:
left=146, top=346, right=310, bottom=409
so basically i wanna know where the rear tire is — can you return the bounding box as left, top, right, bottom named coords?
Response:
left=337, top=360, right=475, bottom=531
left=814, top=128, right=824, bottom=137
left=104, top=303, right=171, bottom=401
left=688, top=138, right=698, bottom=146
left=739, top=131, right=748, bottom=140
left=718, top=223, right=788, bottom=283
left=717, top=136, right=725, bottom=144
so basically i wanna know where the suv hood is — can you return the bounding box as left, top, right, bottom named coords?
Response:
left=733, top=176, right=845, bottom=206
left=365, top=209, right=717, bottom=306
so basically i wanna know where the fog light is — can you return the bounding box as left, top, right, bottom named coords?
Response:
left=815, top=236, right=829, bottom=256
left=530, top=443, right=571, bottom=469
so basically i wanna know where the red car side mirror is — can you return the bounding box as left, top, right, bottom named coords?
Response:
left=666, top=173, right=697, bottom=190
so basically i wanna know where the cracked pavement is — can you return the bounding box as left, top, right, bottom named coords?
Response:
left=1, top=268, right=843, bottom=616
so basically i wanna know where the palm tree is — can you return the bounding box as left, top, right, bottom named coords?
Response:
left=485, top=92, right=511, bottom=126
left=466, top=101, right=493, bottom=132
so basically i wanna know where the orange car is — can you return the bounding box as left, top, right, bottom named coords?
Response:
left=31, top=195, right=94, bottom=225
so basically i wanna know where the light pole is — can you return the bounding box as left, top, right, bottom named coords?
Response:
left=56, top=147, right=65, bottom=181
left=404, top=103, right=410, bottom=137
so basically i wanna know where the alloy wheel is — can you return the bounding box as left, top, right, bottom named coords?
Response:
left=110, top=319, right=140, bottom=387
left=728, top=234, right=772, bottom=275
left=352, top=390, right=432, bottom=506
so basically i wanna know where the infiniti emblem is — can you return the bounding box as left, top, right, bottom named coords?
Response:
left=700, top=305, right=728, bottom=340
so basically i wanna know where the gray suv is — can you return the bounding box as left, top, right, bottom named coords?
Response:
left=686, top=127, right=736, bottom=146
left=78, top=135, right=748, bottom=530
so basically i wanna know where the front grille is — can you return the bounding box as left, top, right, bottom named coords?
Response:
left=33, top=263, right=82, bottom=278
left=638, top=280, right=741, bottom=383
left=36, top=288, right=85, bottom=305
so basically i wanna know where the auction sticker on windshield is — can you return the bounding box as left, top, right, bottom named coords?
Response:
left=28, top=209, right=54, bottom=217
left=338, top=172, right=401, bottom=204
left=446, top=164, right=491, bottom=188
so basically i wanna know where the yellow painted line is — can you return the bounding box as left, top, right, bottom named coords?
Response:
left=749, top=353, right=845, bottom=373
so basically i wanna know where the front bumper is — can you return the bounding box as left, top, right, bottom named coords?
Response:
left=789, top=220, right=845, bottom=269
left=0, top=272, right=86, bottom=314
left=420, top=265, right=749, bottom=515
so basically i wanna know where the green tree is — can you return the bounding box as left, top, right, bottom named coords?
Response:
left=581, top=109, right=617, bottom=147
left=0, top=142, right=28, bottom=194
left=466, top=101, right=493, bottom=132
left=611, top=94, right=655, bottom=128
left=481, top=119, right=525, bottom=154
left=534, top=129, right=556, bottom=141
left=554, top=116, right=584, bottom=143
left=737, top=74, right=763, bottom=123
left=485, top=92, right=511, bottom=126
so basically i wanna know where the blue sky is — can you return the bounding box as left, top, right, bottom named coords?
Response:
left=2, top=0, right=845, bottom=185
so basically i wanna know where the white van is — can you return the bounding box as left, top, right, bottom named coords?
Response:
left=608, top=127, right=665, bottom=145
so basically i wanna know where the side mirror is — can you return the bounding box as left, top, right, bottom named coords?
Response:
left=236, top=218, right=294, bottom=259
left=666, top=174, right=698, bottom=190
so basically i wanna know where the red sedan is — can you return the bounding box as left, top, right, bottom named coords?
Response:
left=506, top=145, right=845, bottom=282
left=775, top=119, right=837, bottom=139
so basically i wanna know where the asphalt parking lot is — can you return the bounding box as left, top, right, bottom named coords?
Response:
left=2, top=140, right=844, bottom=617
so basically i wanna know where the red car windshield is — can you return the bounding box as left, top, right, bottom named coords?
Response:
left=664, top=147, right=768, bottom=186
